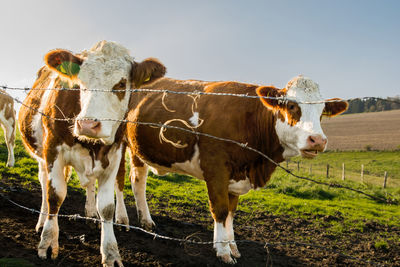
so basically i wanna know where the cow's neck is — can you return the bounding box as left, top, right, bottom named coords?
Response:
left=246, top=103, right=285, bottom=189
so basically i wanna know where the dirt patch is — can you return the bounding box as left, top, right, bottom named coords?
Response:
left=0, top=176, right=399, bottom=266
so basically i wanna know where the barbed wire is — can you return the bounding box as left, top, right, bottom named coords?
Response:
left=2, top=85, right=400, bottom=105
left=0, top=191, right=385, bottom=267
left=0, top=90, right=396, bottom=204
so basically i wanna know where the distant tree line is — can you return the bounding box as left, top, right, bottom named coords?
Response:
left=344, top=96, right=400, bottom=114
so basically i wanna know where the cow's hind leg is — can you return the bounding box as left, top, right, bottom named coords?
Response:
left=227, top=193, right=241, bottom=258
left=1, top=118, right=15, bottom=167
left=36, top=161, right=48, bottom=232
left=38, top=157, right=66, bottom=260
left=115, top=152, right=129, bottom=227
left=84, top=179, right=98, bottom=218
left=130, top=155, right=154, bottom=230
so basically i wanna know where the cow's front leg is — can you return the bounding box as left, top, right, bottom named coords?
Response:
left=205, top=171, right=236, bottom=264
left=38, top=157, right=66, bottom=260
left=98, top=175, right=123, bottom=267
left=36, top=161, right=48, bottom=232
left=130, top=156, right=154, bottom=229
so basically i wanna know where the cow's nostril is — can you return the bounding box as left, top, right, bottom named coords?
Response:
left=309, top=136, right=315, bottom=143
left=92, top=121, right=101, bottom=130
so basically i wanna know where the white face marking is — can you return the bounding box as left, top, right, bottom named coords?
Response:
left=74, top=41, right=133, bottom=144
left=228, top=178, right=253, bottom=195
left=189, top=112, right=199, bottom=127
left=274, top=76, right=327, bottom=158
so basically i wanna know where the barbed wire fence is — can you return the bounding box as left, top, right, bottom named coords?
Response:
left=0, top=86, right=396, bottom=204
left=0, top=85, right=398, bottom=266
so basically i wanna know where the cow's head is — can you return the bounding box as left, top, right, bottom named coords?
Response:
left=44, top=41, right=166, bottom=145
left=256, top=75, right=348, bottom=159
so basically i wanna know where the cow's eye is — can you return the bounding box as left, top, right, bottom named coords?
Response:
left=288, top=104, right=295, bottom=110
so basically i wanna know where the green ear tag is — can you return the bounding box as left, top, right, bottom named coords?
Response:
left=57, top=61, right=80, bottom=76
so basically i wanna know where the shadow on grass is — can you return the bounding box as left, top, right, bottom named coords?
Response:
left=149, top=171, right=196, bottom=184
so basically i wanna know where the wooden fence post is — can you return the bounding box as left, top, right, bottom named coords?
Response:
left=342, top=163, right=345, bottom=181
left=326, top=164, right=330, bottom=178
left=383, top=172, right=388, bottom=188
left=297, top=161, right=300, bottom=172
left=361, top=164, right=364, bottom=183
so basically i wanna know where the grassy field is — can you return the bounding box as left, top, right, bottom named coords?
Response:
left=0, top=130, right=399, bottom=234
left=0, top=129, right=399, bottom=265
left=322, top=109, right=400, bottom=151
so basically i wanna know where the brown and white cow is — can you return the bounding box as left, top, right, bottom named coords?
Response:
left=120, top=76, right=348, bottom=264
left=18, top=40, right=166, bottom=267
left=0, top=90, right=16, bottom=167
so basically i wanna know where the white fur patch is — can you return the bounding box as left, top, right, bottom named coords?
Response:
left=228, top=178, right=253, bottom=195
left=189, top=112, right=199, bottom=127
left=146, top=144, right=204, bottom=180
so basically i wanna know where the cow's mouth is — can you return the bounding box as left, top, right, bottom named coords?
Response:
left=300, top=149, right=319, bottom=159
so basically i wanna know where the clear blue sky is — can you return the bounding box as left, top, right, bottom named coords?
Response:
left=1, top=0, right=399, bottom=100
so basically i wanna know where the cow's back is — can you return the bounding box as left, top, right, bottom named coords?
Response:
left=18, top=67, right=52, bottom=157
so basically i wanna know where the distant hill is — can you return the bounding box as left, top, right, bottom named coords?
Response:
left=321, top=109, right=400, bottom=151
left=345, top=96, right=400, bottom=114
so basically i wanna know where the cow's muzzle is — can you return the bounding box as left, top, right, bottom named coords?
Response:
left=300, top=135, right=327, bottom=159
left=76, top=119, right=102, bottom=138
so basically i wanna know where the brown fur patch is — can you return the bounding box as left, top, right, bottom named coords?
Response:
left=18, top=66, right=52, bottom=157
left=112, top=78, right=127, bottom=101
left=131, top=58, right=166, bottom=88
left=323, top=98, right=349, bottom=117
left=47, top=180, right=61, bottom=217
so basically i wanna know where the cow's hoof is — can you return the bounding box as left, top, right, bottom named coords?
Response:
left=230, top=244, right=241, bottom=258
left=38, top=248, right=47, bottom=259
left=51, top=246, right=59, bottom=259
left=103, top=258, right=123, bottom=267
left=115, top=216, right=130, bottom=231
left=35, top=225, right=43, bottom=234
left=218, top=253, right=237, bottom=264
left=102, top=243, right=123, bottom=267
left=140, top=219, right=156, bottom=231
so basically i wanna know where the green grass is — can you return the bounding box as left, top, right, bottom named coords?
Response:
left=286, top=151, right=400, bottom=188
left=0, top=129, right=399, bottom=238
left=0, top=258, right=34, bottom=267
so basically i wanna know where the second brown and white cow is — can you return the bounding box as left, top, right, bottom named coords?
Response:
left=122, top=76, right=348, bottom=264
left=18, top=40, right=166, bottom=266
left=0, top=90, right=16, bottom=167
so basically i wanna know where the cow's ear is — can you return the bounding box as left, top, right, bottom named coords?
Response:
left=44, top=49, right=83, bottom=79
left=131, top=58, right=166, bottom=88
left=323, top=98, right=348, bottom=117
left=256, top=86, right=286, bottom=111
